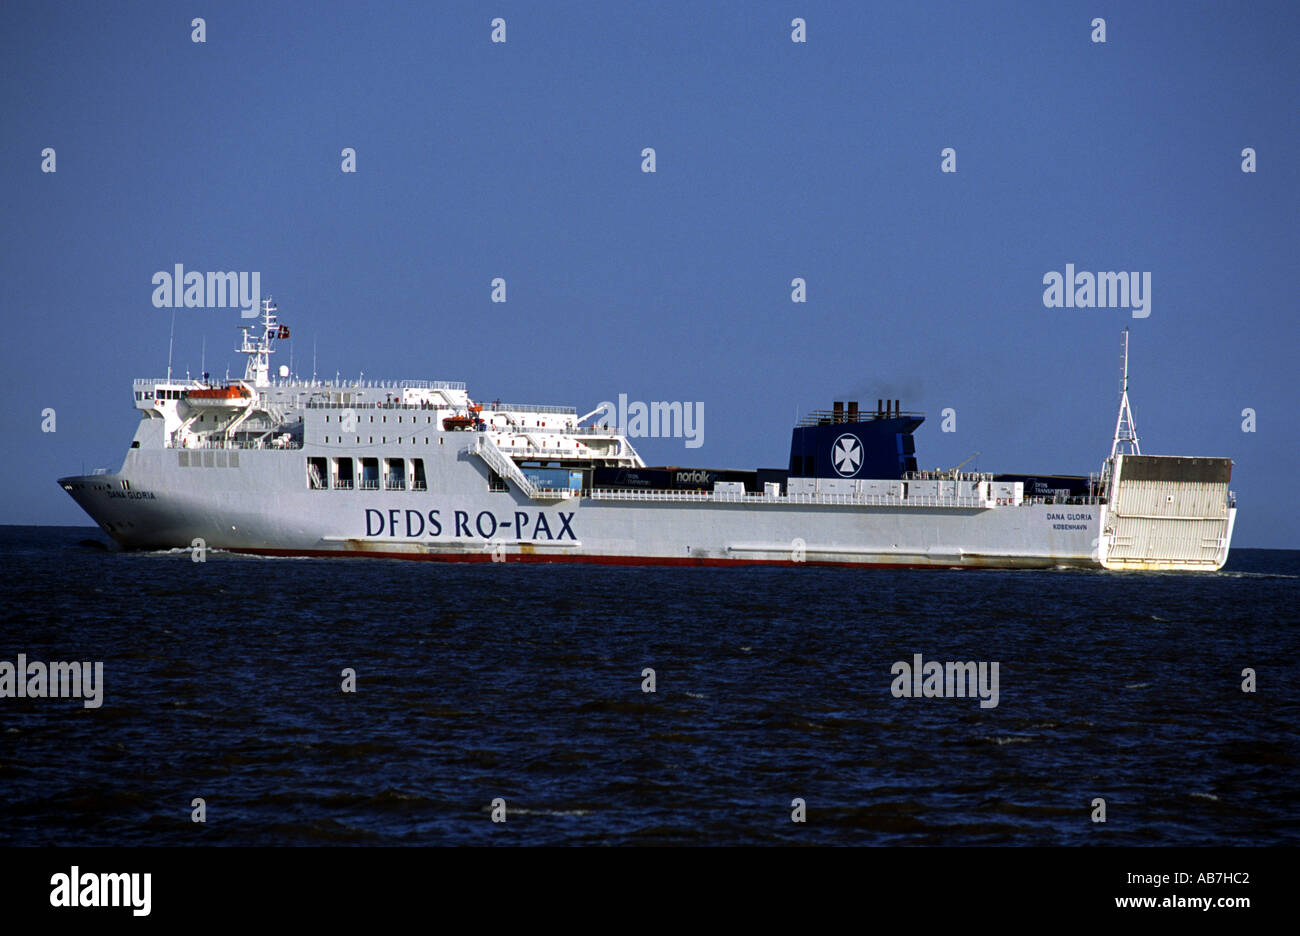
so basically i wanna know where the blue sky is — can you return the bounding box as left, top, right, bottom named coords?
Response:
left=3, top=1, right=1296, bottom=546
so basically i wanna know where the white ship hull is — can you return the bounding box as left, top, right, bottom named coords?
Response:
left=60, top=443, right=1235, bottom=571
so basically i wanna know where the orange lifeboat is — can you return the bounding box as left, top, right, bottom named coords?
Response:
left=442, top=413, right=483, bottom=431
left=185, top=385, right=251, bottom=400
left=183, top=385, right=253, bottom=408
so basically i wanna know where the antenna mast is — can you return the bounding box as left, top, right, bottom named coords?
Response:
left=166, top=309, right=177, bottom=381
left=237, top=297, right=283, bottom=387
left=1109, top=328, right=1140, bottom=459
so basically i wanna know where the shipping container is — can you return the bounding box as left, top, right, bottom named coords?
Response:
left=522, top=467, right=578, bottom=490
left=592, top=466, right=762, bottom=492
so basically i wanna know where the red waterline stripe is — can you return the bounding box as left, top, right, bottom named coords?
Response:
left=228, top=546, right=1012, bottom=570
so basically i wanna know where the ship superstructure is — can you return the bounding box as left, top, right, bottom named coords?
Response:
left=60, top=302, right=1237, bottom=570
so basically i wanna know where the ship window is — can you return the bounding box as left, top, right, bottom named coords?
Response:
left=488, top=468, right=507, bottom=493
left=412, top=459, right=427, bottom=491
left=334, top=457, right=354, bottom=490
left=308, top=457, right=329, bottom=490
left=203, top=452, right=215, bottom=468
left=325, top=415, right=330, bottom=423
left=385, top=458, right=406, bottom=491
left=229, top=452, right=239, bottom=468
left=360, top=458, right=379, bottom=490
left=178, top=451, right=189, bottom=467
left=215, top=452, right=227, bottom=468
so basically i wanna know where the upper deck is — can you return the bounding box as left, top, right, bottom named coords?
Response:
left=125, top=300, right=637, bottom=470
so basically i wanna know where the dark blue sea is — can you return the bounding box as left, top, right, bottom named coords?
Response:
left=2, top=526, right=1296, bottom=846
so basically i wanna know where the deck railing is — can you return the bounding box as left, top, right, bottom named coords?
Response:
left=588, top=489, right=1024, bottom=508
left=169, top=438, right=302, bottom=450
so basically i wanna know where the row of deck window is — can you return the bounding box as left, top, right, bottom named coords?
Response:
left=307, top=456, right=427, bottom=491
left=321, top=436, right=445, bottom=445
left=323, top=413, right=435, bottom=424
left=179, top=450, right=240, bottom=468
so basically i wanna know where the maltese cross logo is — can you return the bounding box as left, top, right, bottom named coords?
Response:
left=832, top=433, right=863, bottom=477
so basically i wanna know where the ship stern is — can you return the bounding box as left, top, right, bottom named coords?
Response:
left=1098, top=455, right=1236, bottom=571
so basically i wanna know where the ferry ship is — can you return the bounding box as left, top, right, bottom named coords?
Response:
left=59, top=300, right=1237, bottom=570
